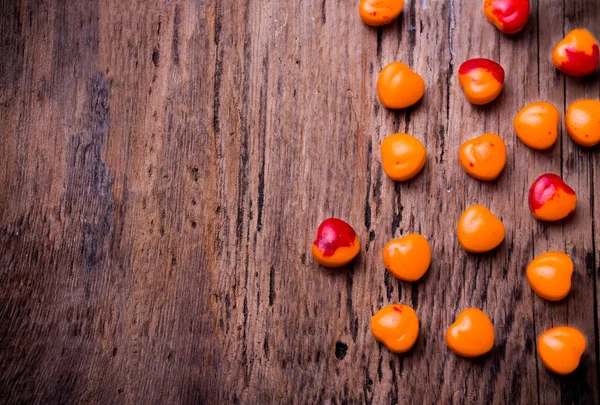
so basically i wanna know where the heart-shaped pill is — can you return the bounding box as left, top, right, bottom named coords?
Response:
left=528, top=174, right=577, bottom=221
left=459, top=133, right=506, bottom=180
left=483, top=0, right=530, bottom=34
left=377, top=62, right=425, bottom=109
left=458, top=58, right=505, bottom=105
left=446, top=308, right=495, bottom=357
left=457, top=205, right=505, bottom=253
left=514, top=102, right=560, bottom=150
left=526, top=252, right=573, bottom=301
left=552, top=29, right=599, bottom=76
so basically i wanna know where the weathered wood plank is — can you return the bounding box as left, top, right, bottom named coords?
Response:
left=1, top=1, right=599, bottom=404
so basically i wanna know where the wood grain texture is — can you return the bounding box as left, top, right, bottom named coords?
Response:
left=1, top=0, right=599, bottom=404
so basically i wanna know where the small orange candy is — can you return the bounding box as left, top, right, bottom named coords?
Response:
left=382, top=234, right=431, bottom=282
left=483, top=0, right=530, bottom=34
left=552, top=29, right=599, bottom=77
left=359, top=0, right=404, bottom=26
left=457, top=205, right=505, bottom=253
left=528, top=174, right=577, bottom=221
left=371, top=304, right=419, bottom=353
left=380, top=133, right=427, bottom=181
left=458, top=58, right=505, bottom=105
left=526, top=252, right=573, bottom=301
left=538, top=326, right=586, bottom=375
left=458, top=133, right=506, bottom=181
left=565, top=99, right=600, bottom=147
left=377, top=62, right=425, bottom=109
left=514, top=102, right=560, bottom=150
left=446, top=308, right=495, bottom=357
left=312, top=218, right=360, bottom=267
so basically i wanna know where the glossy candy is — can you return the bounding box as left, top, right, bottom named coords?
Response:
left=458, top=58, right=505, bottom=105
left=565, top=99, right=600, bottom=147
left=377, top=62, right=425, bottom=109
left=446, top=308, right=495, bottom=357
left=457, top=205, right=505, bottom=253
left=380, top=133, right=427, bottom=181
left=526, top=252, right=573, bottom=301
left=312, top=218, right=360, bottom=267
left=514, top=102, right=560, bottom=150
left=458, top=133, right=506, bottom=180
left=371, top=304, right=419, bottom=353
left=552, top=29, right=599, bottom=77
left=359, top=0, right=404, bottom=26
left=538, top=326, right=586, bottom=375
left=528, top=174, right=577, bottom=221
left=483, top=0, right=530, bottom=34
left=382, top=234, right=431, bottom=282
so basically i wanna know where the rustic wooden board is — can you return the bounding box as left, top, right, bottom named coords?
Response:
left=1, top=0, right=599, bottom=403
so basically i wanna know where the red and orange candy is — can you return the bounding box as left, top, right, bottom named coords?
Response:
left=526, top=252, right=573, bottom=301
left=483, top=0, right=530, bottom=34
left=382, top=234, right=431, bottom=282
left=458, top=133, right=506, bottom=181
left=458, top=58, right=505, bottom=105
left=552, top=29, right=599, bottom=77
left=457, top=205, right=505, bottom=253
left=446, top=308, right=495, bottom=357
left=312, top=218, right=360, bottom=267
left=371, top=304, right=419, bottom=353
left=538, top=326, right=586, bottom=375
left=528, top=174, right=577, bottom=221
left=377, top=62, right=425, bottom=109
left=514, top=102, right=560, bottom=150
left=565, top=99, right=600, bottom=147
left=380, top=133, right=427, bottom=181
left=359, top=0, right=404, bottom=26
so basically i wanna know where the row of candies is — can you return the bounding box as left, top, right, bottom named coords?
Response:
left=311, top=0, right=599, bottom=376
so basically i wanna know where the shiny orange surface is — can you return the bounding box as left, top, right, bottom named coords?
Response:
left=565, top=99, right=600, bottom=147
left=382, top=234, right=431, bottom=282
left=552, top=29, right=599, bottom=77
left=514, top=102, right=560, bottom=150
left=457, top=205, right=505, bottom=253
left=528, top=174, right=577, bottom=221
left=312, top=218, right=360, bottom=267
left=458, top=133, right=506, bottom=180
left=359, top=0, right=404, bottom=26
left=538, top=326, right=586, bottom=375
left=380, top=133, right=427, bottom=181
left=377, top=62, right=425, bottom=109
left=526, top=252, right=573, bottom=301
left=371, top=304, right=419, bottom=353
left=483, top=0, right=530, bottom=34
left=458, top=58, right=505, bottom=105
left=446, top=308, right=495, bottom=357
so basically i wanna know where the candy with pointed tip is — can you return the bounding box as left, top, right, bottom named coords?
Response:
left=446, top=308, right=495, bottom=357
left=457, top=205, right=505, bottom=253
left=538, top=326, right=586, bottom=375
left=565, top=99, right=600, bottom=147
left=458, top=58, right=505, bottom=105
left=514, top=102, right=560, bottom=150
left=528, top=174, right=577, bottom=221
left=382, top=234, right=431, bottom=282
left=377, top=62, right=425, bottom=109
left=312, top=218, right=360, bottom=267
left=483, top=0, right=530, bottom=34
left=380, top=133, right=427, bottom=181
left=458, top=133, right=506, bottom=180
left=371, top=304, right=419, bottom=353
left=552, top=29, right=599, bottom=77
left=359, top=0, right=404, bottom=26
left=526, top=252, right=573, bottom=301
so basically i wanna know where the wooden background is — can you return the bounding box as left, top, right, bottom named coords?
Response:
left=1, top=0, right=599, bottom=403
